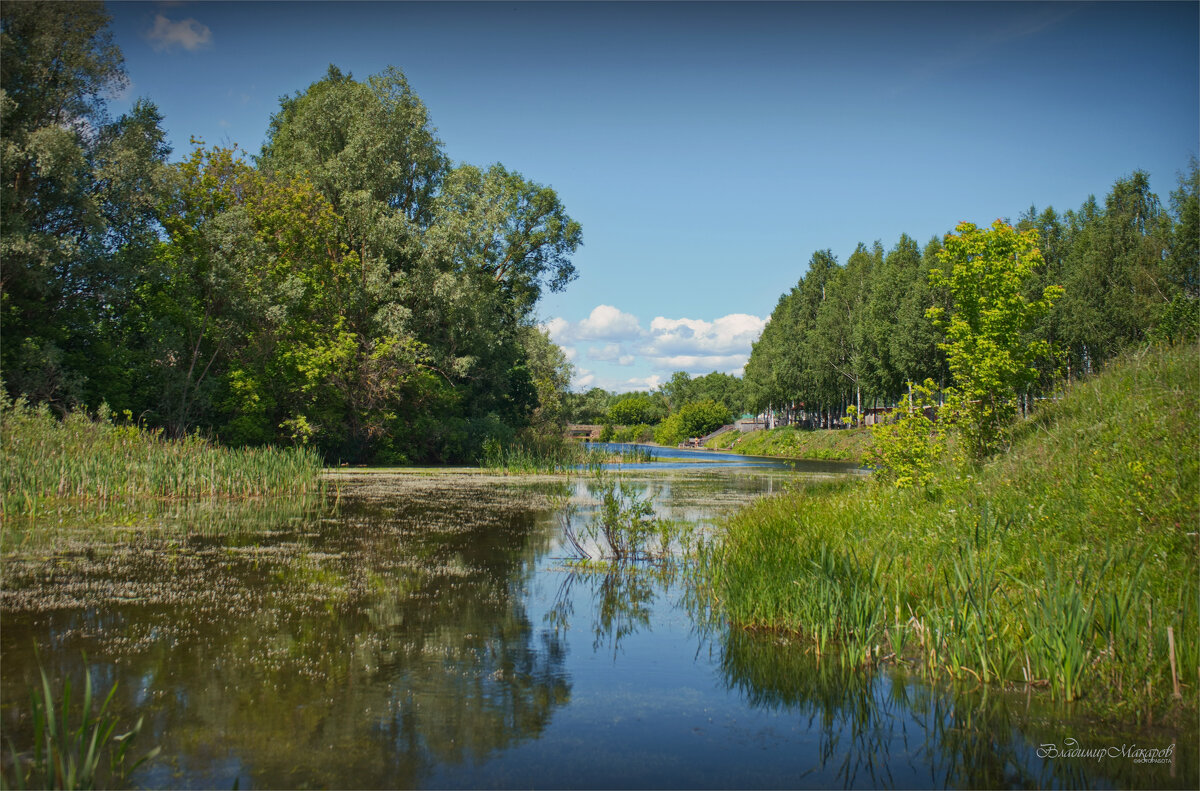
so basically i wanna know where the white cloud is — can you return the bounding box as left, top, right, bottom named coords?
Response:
left=587, top=343, right=622, bottom=362
left=636, top=312, right=766, bottom=376
left=623, top=374, right=662, bottom=391
left=548, top=307, right=767, bottom=389
left=545, top=305, right=643, bottom=344
left=576, top=305, right=642, bottom=341
left=643, top=313, right=767, bottom=357
left=649, top=354, right=752, bottom=372
left=542, top=316, right=571, bottom=343
left=146, top=14, right=213, bottom=52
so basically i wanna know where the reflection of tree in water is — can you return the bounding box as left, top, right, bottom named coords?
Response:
left=549, top=475, right=684, bottom=657
left=548, top=563, right=673, bottom=657
left=718, top=628, right=1196, bottom=790
left=1, top=478, right=573, bottom=789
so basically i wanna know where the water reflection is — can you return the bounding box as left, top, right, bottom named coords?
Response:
left=718, top=628, right=1196, bottom=789
left=2, top=478, right=572, bottom=789
left=3, top=472, right=1195, bottom=789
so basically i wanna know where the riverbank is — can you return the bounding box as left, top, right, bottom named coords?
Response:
left=705, top=424, right=872, bottom=462
left=698, top=342, right=1199, bottom=723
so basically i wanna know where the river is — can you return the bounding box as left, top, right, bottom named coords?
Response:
left=1, top=458, right=1193, bottom=788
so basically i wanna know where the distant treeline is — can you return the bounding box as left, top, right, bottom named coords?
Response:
left=565, top=370, right=747, bottom=426
left=1, top=4, right=579, bottom=464
left=744, top=166, right=1198, bottom=423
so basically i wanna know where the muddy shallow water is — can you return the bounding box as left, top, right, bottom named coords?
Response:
left=2, top=468, right=1194, bottom=789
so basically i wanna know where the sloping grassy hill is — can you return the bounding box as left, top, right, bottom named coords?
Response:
left=706, top=424, right=872, bottom=462
left=701, top=343, right=1198, bottom=721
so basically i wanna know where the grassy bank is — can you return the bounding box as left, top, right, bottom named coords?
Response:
left=706, top=424, right=872, bottom=462
left=698, top=343, right=1199, bottom=721
left=1, top=398, right=324, bottom=519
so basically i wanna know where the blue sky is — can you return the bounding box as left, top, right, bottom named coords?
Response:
left=104, top=1, right=1199, bottom=392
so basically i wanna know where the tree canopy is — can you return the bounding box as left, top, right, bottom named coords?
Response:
left=1, top=9, right=583, bottom=463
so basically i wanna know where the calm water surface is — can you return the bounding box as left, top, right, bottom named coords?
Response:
left=1, top=466, right=1193, bottom=789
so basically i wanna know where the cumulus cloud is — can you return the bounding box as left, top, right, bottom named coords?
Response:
left=547, top=306, right=767, bottom=388
left=576, top=305, right=643, bottom=341
left=146, top=14, right=213, bottom=52
left=586, top=343, right=636, bottom=365
left=541, top=317, right=570, bottom=342
left=643, top=313, right=767, bottom=357
left=636, top=312, right=766, bottom=376
left=648, top=354, right=753, bottom=372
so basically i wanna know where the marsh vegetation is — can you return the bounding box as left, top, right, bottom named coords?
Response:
left=3, top=464, right=1194, bottom=788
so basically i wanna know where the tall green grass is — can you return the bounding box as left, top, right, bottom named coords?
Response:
left=3, top=657, right=160, bottom=789
left=698, top=343, right=1199, bottom=718
left=1, top=397, right=324, bottom=519
left=480, top=434, right=590, bottom=473
left=480, top=435, right=655, bottom=474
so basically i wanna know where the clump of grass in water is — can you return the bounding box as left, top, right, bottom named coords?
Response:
left=3, top=656, right=160, bottom=790
left=1, top=396, right=324, bottom=518
left=480, top=435, right=589, bottom=474
left=558, top=471, right=690, bottom=563
left=697, top=343, right=1199, bottom=718
left=481, top=436, right=654, bottom=474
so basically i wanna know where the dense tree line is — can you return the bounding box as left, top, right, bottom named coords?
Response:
left=1, top=3, right=578, bottom=463
left=744, top=166, right=1199, bottom=426
left=564, top=370, right=747, bottom=426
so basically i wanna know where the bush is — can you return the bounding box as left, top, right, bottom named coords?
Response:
left=653, top=400, right=731, bottom=445
left=864, top=379, right=946, bottom=488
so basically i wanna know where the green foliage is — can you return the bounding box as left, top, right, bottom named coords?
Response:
left=653, top=399, right=731, bottom=446
left=3, top=657, right=160, bottom=789
left=661, top=371, right=746, bottom=415
left=710, top=425, right=872, bottom=462
left=1, top=2, right=170, bottom=410
left=865, top=379, right=946, bottom=488
left=479, top=432, right=587, bottom=474
left=0, top=396, right=324, bottom=519
left=699, top=343, right=1199, bottom=716
left=1, top=7, right=584, bottom=465
left=560, top=473, right=673, bottom=562
left=610, top=423, right=653, bottom=443
left=606, top=396, right=659, bottom=426
left=927, top=220, right=1063, bottom=458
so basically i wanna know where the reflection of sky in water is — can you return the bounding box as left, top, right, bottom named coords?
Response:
left=1, top=473, right=1192, bottom=790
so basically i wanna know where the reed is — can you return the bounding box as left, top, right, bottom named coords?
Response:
left=480, top=436, right=654, bottom=474
left=2, top=657, right=160, bottom=790
left=1, top=397, right=324, bottom=518
left=696, top=343, right=1199, bottom=717
left=480, top=434, right=589, bottom=473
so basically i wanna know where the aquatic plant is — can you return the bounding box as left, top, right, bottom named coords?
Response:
left=0, top=397, right=324, bottom=518
left=480, top=436, right=654, bottom=474
left=559, top=473, right=669, bottom=562
left=2, top=658, right=160, bottom=790
left=480, top=434, right=589, bottom=473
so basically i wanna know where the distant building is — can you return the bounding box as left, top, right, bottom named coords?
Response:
left=734, top=416, right=766, bottom=432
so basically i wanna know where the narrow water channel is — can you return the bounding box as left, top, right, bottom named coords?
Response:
left=1, top=467, right=1193, bottom=789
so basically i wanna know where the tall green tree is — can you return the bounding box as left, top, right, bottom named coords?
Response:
left=928, top=220, right=1063, bottom=458
left=1, top=1, right=169, bottom=408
